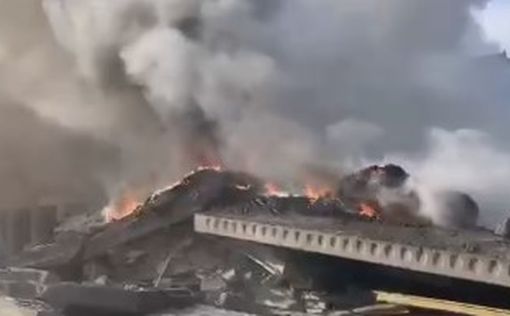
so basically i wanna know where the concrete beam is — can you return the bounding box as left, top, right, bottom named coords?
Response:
left=194, top=214, right=510, bottom=288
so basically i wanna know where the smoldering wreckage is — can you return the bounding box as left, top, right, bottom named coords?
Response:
left=3, top=0, right=510, bottom=314
left=2, top=163, right=510, bottom=316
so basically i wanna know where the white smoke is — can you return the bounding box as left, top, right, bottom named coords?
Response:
left=121, top=27, right=198, bottom=118
left=388, top=128, right=510, bottom=227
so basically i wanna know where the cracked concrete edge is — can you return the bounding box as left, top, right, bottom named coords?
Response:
left=194, top=214, right=510, bottom=288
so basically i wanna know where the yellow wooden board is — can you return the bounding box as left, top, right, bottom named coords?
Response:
left=376, top=291, right=510, bottom=316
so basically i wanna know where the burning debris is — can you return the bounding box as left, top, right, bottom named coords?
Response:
left=337, top=164, right=479, bottom=228
left=3, top=0, right=510, bottom=314
left=0, top=164, right=502, bottom=316
left=103, top=167, right=262, bottom=222
left=337, top=164, right=416, bottom=219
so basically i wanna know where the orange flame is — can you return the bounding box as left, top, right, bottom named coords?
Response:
left=105, top=192, right=141, bottom=222
left=358, top=202, right=379, bottom=219
left=264, top=182, right=290, bottom=197
left=235, top=184, right=251, bottom=190
left=196, top=164, right=222, bottom=172
left=303, top=184, right=333, bottom=202
left=105, top=166, right=223, bottom=222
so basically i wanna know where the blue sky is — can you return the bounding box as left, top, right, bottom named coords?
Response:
left=476, top=0, right=510, bottom=51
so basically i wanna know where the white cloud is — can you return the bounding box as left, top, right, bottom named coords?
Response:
left=474, top=0, right=510, bottom=52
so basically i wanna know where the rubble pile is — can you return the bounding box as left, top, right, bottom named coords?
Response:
left=337, top=164, right=479, bottom=228
left=0, top=165, right=500, bottom=315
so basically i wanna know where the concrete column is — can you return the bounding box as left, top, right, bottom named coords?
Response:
left=0, top=214, right=7, bottom=248
left=5, top=209, right=30, bottom=255
left=30, top=205, right=57, bottom=245
left=56, top=203, right=85, bottom=222
left=0, top=214, right=8, bottom=264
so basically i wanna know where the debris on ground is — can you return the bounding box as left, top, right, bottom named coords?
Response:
left=495, top=215, right=510, bottom=238
left=1, top=166, right=508, bottom=316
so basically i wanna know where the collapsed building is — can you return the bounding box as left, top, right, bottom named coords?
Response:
left=0, top=165, right=509, bottom=316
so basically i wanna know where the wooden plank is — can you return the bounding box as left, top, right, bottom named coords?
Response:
left=375, top=291, right=510, bottom=316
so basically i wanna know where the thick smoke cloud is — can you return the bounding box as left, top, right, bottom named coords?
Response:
left=1, top=0, right=509, bottom=226
left=0, top=0, right=117, bottom=209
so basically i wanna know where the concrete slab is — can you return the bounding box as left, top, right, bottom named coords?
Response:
left=84, top=168, right=262, bottom=260
left=194, top=212, right=510, bottom=288
left=9, top=232, right=84, bottom=270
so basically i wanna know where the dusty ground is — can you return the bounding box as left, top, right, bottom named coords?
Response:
left=0, top=300, right=254, bottom=316
left=0, top=297, right=34, bottom=316
left=152, top=305, right=255, bottom=316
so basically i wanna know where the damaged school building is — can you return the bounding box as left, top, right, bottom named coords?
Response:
left=1, top=164, right=510, bottom=316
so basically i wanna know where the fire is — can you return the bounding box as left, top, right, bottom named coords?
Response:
left=105, top=165, right=223, bottom=222
left=196, top=164, right=222, bottom=172
left=264, top=182, right=290, bottom=197
left=358, top=202, right=379, bottom=219
left=104, top=192, right=141, bottom=222
left=153, top=165, right=222, bottom=196
left=303, top=184, right=333, bottom=202
left=235, top=184, right=251, bottom=191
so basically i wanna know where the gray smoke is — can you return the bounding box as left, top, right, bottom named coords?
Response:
left=0, top=0, right=117, bottom=209
left=1, top=0, right=510, bottom=226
